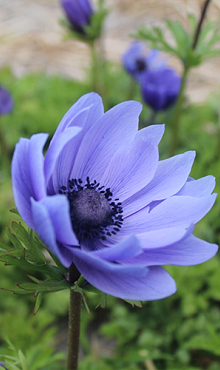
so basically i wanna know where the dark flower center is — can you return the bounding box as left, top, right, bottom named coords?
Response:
left=136, top=58, right=147, bottom=72
left=59, top=177, right=123, bottom=242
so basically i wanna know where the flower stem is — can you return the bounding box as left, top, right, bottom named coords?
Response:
left=67, top=264, right=82, bottom=370
left=169, top=66, right=188, bottom=157
left=169, top=0, right=212, bottom=156
left=90, top=39, right=103, bottom=94
left=192, top=0, right=212, bottom=50
left=147, top=109, right=157, bottom=126
left=0, top=117, right=11, bottom=173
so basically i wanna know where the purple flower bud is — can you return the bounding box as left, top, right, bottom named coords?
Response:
left=0, top=86, right=13, bottom=116
left=122, top=42, right=166, bottom=81
left=61, top=0, right=94, bottom=34
left=0, top=363, right=7, bottom=370
left=140, top=67, right=181, bottom=111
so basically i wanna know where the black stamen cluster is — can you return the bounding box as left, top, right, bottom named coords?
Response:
left=136, top=58, right=147, bottom=72
left=59, top=177, right=123, bottom=241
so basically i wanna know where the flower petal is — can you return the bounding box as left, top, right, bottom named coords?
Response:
left=123, top=194, right=217, bottom=232
left=38, top=195, right=79, bottom=246
left=28, top=133, right=48, bottom=200
left=92, top=235, right=142, bottom=261
left=140, top=124, right=165, bottom=145
left=70, top=101, right=142, bottom=181
left=137, top=223, right=194, bottom=249
left=100, top=129, right=159, bottom=200
left=123, top=151, right=196, bottom=217
left=176, top=175, right=216, bottom=197
left=128, top=235, right=218, bottom=266
left=11, top=134, right=48, bottom=228
left=31, top=198, right=74, bottom=267
left=72, top=249, right=176, bottom=300
left=44, top=126, right=81, bottom=185
left=52, top=92, right=104, bottom=140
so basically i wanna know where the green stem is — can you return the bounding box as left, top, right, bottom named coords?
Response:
left=127, top=78, right=137, bottom=100
left=147, top=109, right=157, bottom=126
left=67, top=264, right=82, bottom=370
left=0, top=117, right=11, bottom=173
left=169, top=0, right=212, bottom=156
left=169, top=66, right=188, bottom=157
left=192, top=0, right=212, bottom=49
left=90, top=39, right=100, bottom=93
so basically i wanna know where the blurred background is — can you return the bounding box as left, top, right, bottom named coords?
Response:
left=1, top=0, right=220, bottom=102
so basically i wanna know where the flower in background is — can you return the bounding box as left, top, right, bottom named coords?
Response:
left=60, top=0, right=93, bottom=35
left=0, top=86, right=13, bottom=115
left=0, top=363, right=7, bottom=369
left=12, top=93, right=218, bottom=301
left=140, top=67, right=181, bottom=111
left=122, top=42, right=166, bottom=81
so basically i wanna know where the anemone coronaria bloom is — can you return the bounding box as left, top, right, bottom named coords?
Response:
left=140, top=67, right=181, bottom=111
left=11, top=93, right=218, bottom=301
left=122, top=42, right=166, bottom=81
left=61, top=0, right=93, bottom=34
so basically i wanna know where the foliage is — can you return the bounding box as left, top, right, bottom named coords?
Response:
left=135, top=14, right=220, bottom=68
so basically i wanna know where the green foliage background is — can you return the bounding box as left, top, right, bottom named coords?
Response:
left=0, top=57, right=220, bottom=370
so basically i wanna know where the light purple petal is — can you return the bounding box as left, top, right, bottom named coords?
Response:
left=49, top=100, right=105, bottom=193
left=70, top=101, right=142, bottom=181
left=123, top=151, right=196, bottom=217
left=128, top=235, right=218, bottom=266
left=92, top=235, right=142, bottom=261
left=52, top=92, right=104, bottom=141
left=31, top=198, right=74, bottom=267
left=28, top=133, right=48, bottom=200
left=140, top=124, right=165, bottom=145
left=176, top=175, right=216, bottom=197
left=123, top=194, right=217, bottom=232
left=44, top=126, right=81, bottom=185
left=102, top=222, right=194, bottom=251
left=136, top=223, right=194, bottom=249
left=39, top=195, right=79, bottom=246
left=72, top=247, right=147, bottom=277
left=72, top=249, right=176, bottom=300
left=11, top=138, right=36, bottom=229
left=100, top=130, right=159, bottom=200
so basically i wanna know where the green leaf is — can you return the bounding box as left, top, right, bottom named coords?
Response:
left=166, top=20, right=191, bottom=52
left=188, top=13, right=197, bottom=32
left=33, top=292, right=46, bottom=315
left=82, top=282, right=101, bottom=294
left=17, top=278, right=71, bottom=295
left=124, top=299, right=143, bottom=308
left=9, top=208, right=20, bottom=216
left=100, top=293, right=107, bottom=308
left=6, top=225, right=24, bottom=250
left=18, top=350, right=28, bottom=370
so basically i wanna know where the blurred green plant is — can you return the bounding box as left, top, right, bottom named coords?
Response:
left=135, top=0, right=220, bottom=155
left=0, top=337, right=65, bottom=370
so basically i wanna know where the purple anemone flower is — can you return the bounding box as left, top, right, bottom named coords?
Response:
left=0, top=86, right=13, bottom=115
left=122, top=42, right=166, bottom=81
left=0, top=363, right=7, bottom=369
left=140, top=67, right=181, bottom=111
left=11, top=93, right=218, bottom=301
left=61, top=0, right=93, bottom=34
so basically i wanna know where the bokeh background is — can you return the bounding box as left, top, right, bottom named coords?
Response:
left=1, top=0, right=220, bottom=102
